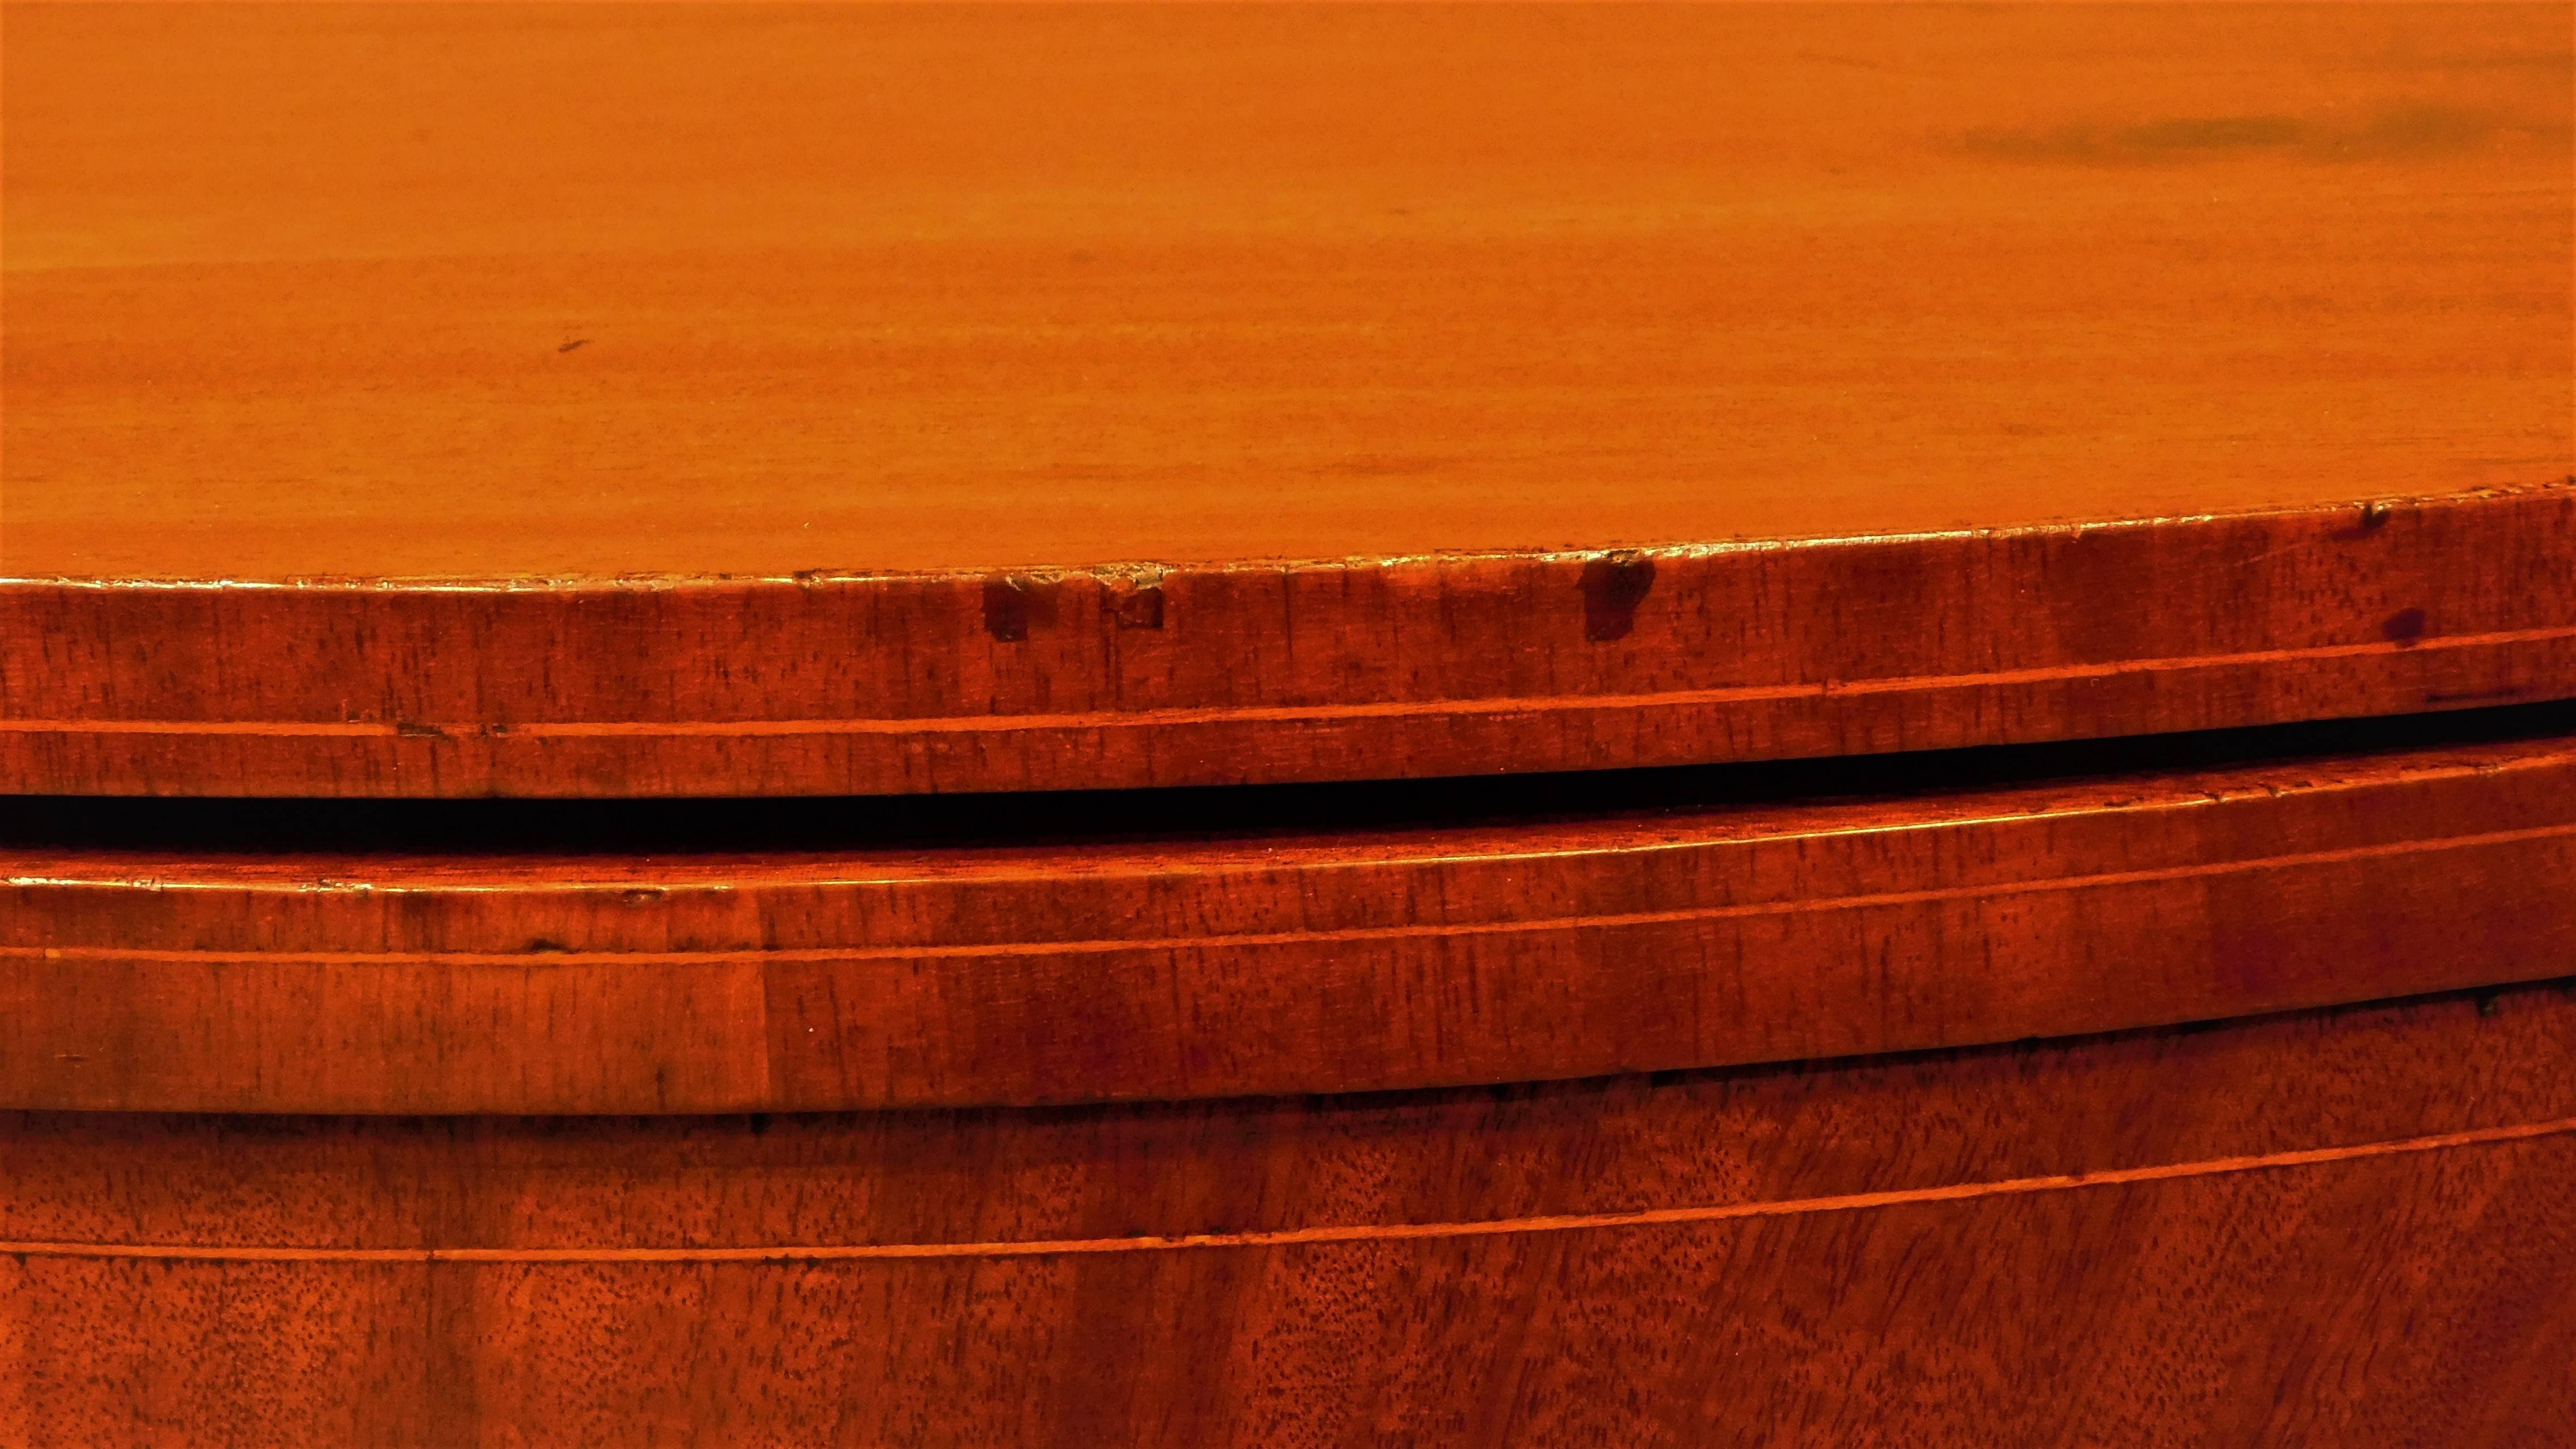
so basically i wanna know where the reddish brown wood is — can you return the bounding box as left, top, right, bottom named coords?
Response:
left=5, top=3, right=2570, bottom=796
left=6, top=983, right=2574, bottom=1446
left=8, top=8, right=2568, bottom=1439
left=6, top=485, right=2571, bottom=797
left=6, top=717, right=2572, bottom=1114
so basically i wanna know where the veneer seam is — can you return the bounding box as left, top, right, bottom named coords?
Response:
left=7, top=1114, right=2567, bottom=1266
left=7, top=623, right=2570, bottom=737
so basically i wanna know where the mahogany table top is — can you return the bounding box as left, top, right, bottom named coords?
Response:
left=5, top=3, right=2570, bottom=794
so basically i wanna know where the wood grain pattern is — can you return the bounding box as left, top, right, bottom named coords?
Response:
left=5, top=3, right=2570, bottom=795
left=8, top=484, right=2574, bottom=797
left=6, top=982, right=2574, bottom=1446
left=8, top=709, right=2573, bottom=1114
left=10, top=3, right=2569, bottom=578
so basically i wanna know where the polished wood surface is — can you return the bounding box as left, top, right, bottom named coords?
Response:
left=7, top=982, right=2573, bottom=1445
left=9, top=3, right=2568, bottom=577
left=8, top=709, right=2572, bottom=1114
left=6, top=3, right=2570, bottom=795
left=7, top=7, right=2571, bottom=1438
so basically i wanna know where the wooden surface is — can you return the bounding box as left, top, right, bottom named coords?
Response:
left=8, top=3, right=2569, bottom=577
left=9, top=484, right=2574, bottom=797
left=7, top=706, right=2572, bottom=1114
left=6, top=3, right=2572, bottom=795
left=6, top=981, right=2574, bottom=1446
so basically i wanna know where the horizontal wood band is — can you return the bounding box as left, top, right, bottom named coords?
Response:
left=7, top=711, right=2572, bottom=1113
left=10, top=485, right=2575, bottom=797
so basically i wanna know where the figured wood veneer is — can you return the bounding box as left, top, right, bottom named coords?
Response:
left=7, top=9, right=2572, bottom=1442
left=6, top=983, right=2574, bottom=1446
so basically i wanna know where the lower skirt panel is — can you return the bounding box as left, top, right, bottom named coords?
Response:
left=7, top=981, right=2574, bottom=1446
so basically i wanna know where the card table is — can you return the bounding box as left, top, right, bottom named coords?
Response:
left=3, top=3, right=2570, bottom=1443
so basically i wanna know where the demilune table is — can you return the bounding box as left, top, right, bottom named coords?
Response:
left=3, top=4, right=2573, bottom=1443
